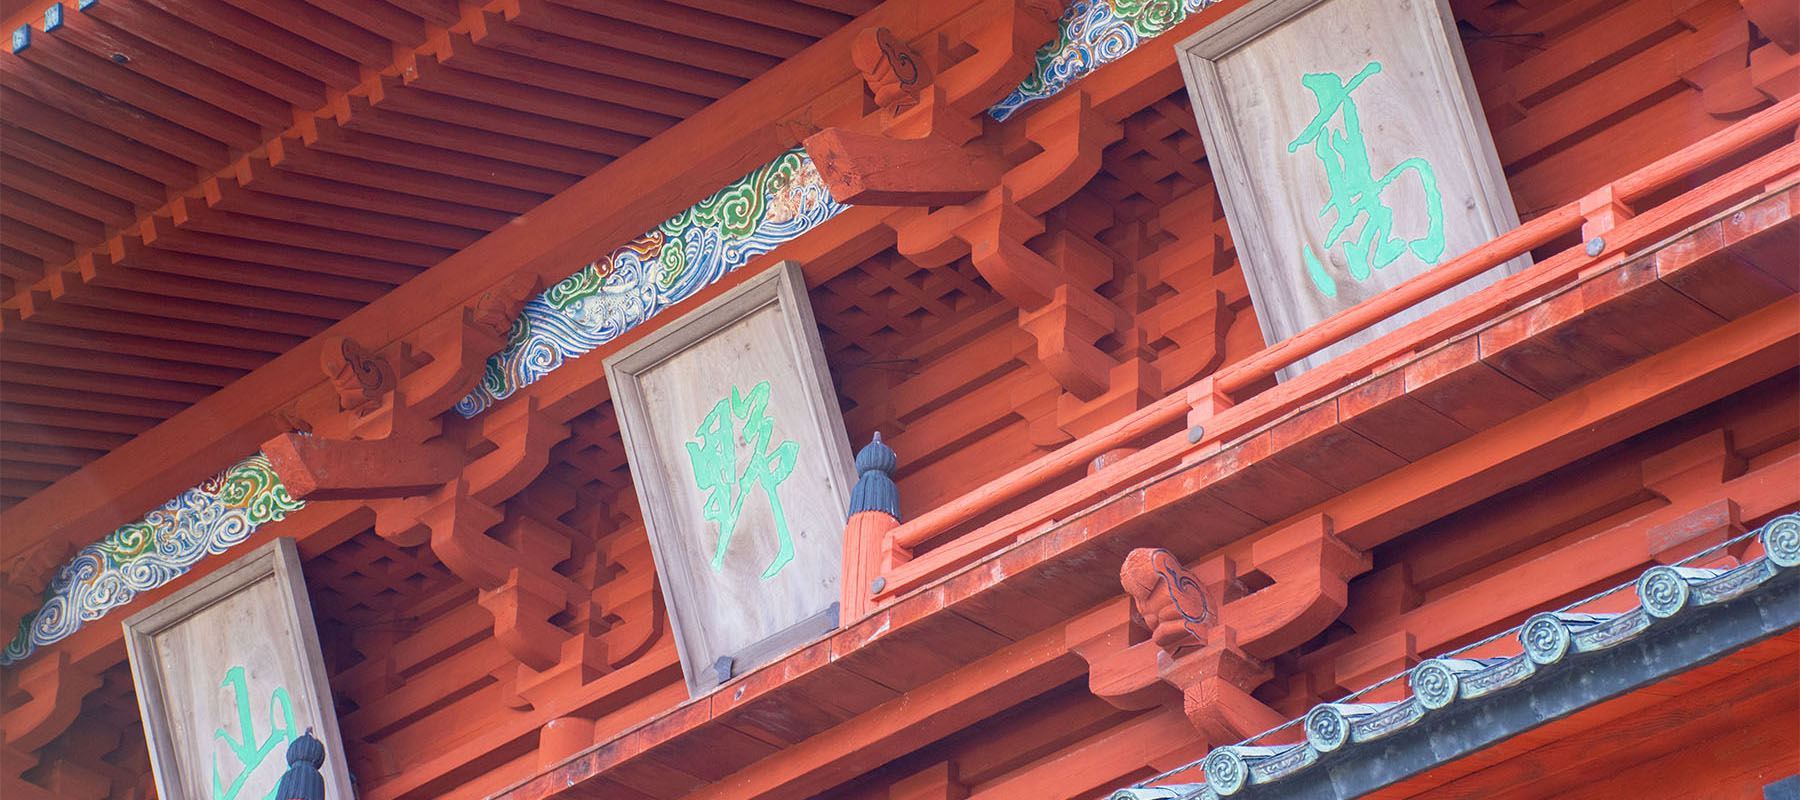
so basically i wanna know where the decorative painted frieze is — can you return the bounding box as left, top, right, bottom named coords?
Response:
left=3, top=0, right=1190, bottom=665
left=455, top=148, right=848, bottom=416
left=2, top=453, right=303, bottom=665
left=992, top=0, right=1219, bottom=121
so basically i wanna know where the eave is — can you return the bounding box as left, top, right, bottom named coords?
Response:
left=489, top=138, right=1800, bottom=798
left=1110, top=513, right=1800, bottom=799
left=0, top=0, right=983, bottom=577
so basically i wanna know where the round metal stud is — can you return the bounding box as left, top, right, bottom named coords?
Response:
left=1585, top=237, right=1605, bottom=256
left=1187, top=425, right=1205, bottom=443
left=869, top=576, right=886, bottom=594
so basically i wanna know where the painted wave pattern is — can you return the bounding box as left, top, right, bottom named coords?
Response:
left=1, top=453, right=303, bottom=665
left=991, top=0, right=1216, bottom=122
left=461, top=1, right=1213, bottom=413
left=2, top=3, right=1196, bottom=666
left=455, top=148, right=849, bottom=416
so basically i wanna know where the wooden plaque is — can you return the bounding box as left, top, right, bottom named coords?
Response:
left=1178, top=0, right=1526, bottom=376
left=123, top=538, right=353, bottom=800
left=605, top=261, right=856, bottom=695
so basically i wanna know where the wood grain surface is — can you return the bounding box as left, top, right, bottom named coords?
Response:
left=607, top=261, right=855, bottom=695
left=1180, top=0, right=1526, bottom=377
left=121, top=538, right=353, bottom=800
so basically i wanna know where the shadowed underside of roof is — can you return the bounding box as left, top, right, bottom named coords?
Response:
left=0, top=0, right=879, bottom=508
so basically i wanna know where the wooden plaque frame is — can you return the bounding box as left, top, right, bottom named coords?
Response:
left=1177, top=0, right=1526, bottom=377
left=123, top=538, right=353, bottom=800
left=606, top=260, right=856, bottom=696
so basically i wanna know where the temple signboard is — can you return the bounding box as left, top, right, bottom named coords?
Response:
left=123, top=538, right=353, bottom=800
left=606, top=261, right=856, bottom=695
left=1178, top=0, right=1525, bottom=377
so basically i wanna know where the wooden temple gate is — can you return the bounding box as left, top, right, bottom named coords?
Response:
left=0, top=0, right=1795, bottom=798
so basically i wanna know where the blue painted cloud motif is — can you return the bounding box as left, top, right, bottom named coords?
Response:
left=4, top=0, right=1219, bottom=665
left=991, top=0, right=1218, bottom=122
left=2, top=453, right=302, bottom=665
left=455, top=147, right=848, bottom=416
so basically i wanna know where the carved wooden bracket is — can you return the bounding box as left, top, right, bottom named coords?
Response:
left=262, top=433, right=462, bottom=501
left=806, top=1, right=1066, bottom=206
left=806, top=0, right=1072, bottom=199
left=0, top=651, right=102, bottom=756
left=360, top=400, right=578, bottom=675
left=0, top=539, right=73, bottom=648
left=853, top=26, right=933, bottom=118
left=881, top=91, right=1125, bottom=402
left=320, top=336, right=395, bottom=415
left=803, top=1, right=1129, bottom=405
left=1071, top=515, right=1370, bottom=742
left=1678, top=0, right=1798, bottom=118
left=938, top=0, right=1069, bottom=118
left=265, top=279, right=590, bottom=686
left=805, top=127, right=1005, bottom=206
left=1120, top=548, right=1216, bottom=653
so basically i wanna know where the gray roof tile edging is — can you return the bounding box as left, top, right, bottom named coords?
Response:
left=1110, top=512, right=1800, bottom=800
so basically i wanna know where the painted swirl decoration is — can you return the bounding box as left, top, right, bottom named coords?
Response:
left=8, top=1, right=1204, bottom=666
left=455, top=147, right=848, bottom=416
left=991, top=0, right=1218, bottom=121
left=1, top=453, right=302, bottom=665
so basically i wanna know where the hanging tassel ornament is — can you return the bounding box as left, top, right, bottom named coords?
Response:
left=275, top=728, right=328, bottom=800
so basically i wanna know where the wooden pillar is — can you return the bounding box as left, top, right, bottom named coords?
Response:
left=842, top=433, right=901, bottom=623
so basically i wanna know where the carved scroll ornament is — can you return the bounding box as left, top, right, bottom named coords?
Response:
left=1122, top=548, right=1214, bottom=653
left=320, top=336, right=394, bottom=415
left=854, top=27, right=932, bottom=116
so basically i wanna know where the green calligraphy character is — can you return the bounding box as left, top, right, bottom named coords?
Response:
left=686, top=380, right=800, bottom=579
left=1288, top=61, right=1445, bottom=298
left=212, top=665, right=297, bottom=800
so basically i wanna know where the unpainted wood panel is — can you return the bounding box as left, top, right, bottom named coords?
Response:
left=123, top=539, right=353, bottom=800
left=1181, top=0, right=1525, bottom=376
left=608, top=262, right=855, bottom=696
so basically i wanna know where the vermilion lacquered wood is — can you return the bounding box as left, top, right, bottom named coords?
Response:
left=569, top=0, right=816, bottom=59
left=1, top=320, right=271, bottom=370
left=141, top=0, right=361, bottom=85
left=100, top=236, right=390, bottom=304
left=12, top=25, right=264, bottom=146
left=502, top=0, right=776, bottom=80
left=362, top=75, right=642, bottom=157
left=0, top=154, right=135, bottom=227
left=0, top=0, right=982, bottom=598
left=402, top=53, right=673, bottom=138
left=232, top=154, right=517, bottom=231
left=6, top=5, right=1799, bottom=799
left=0, top=124, right=170, bottom=209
